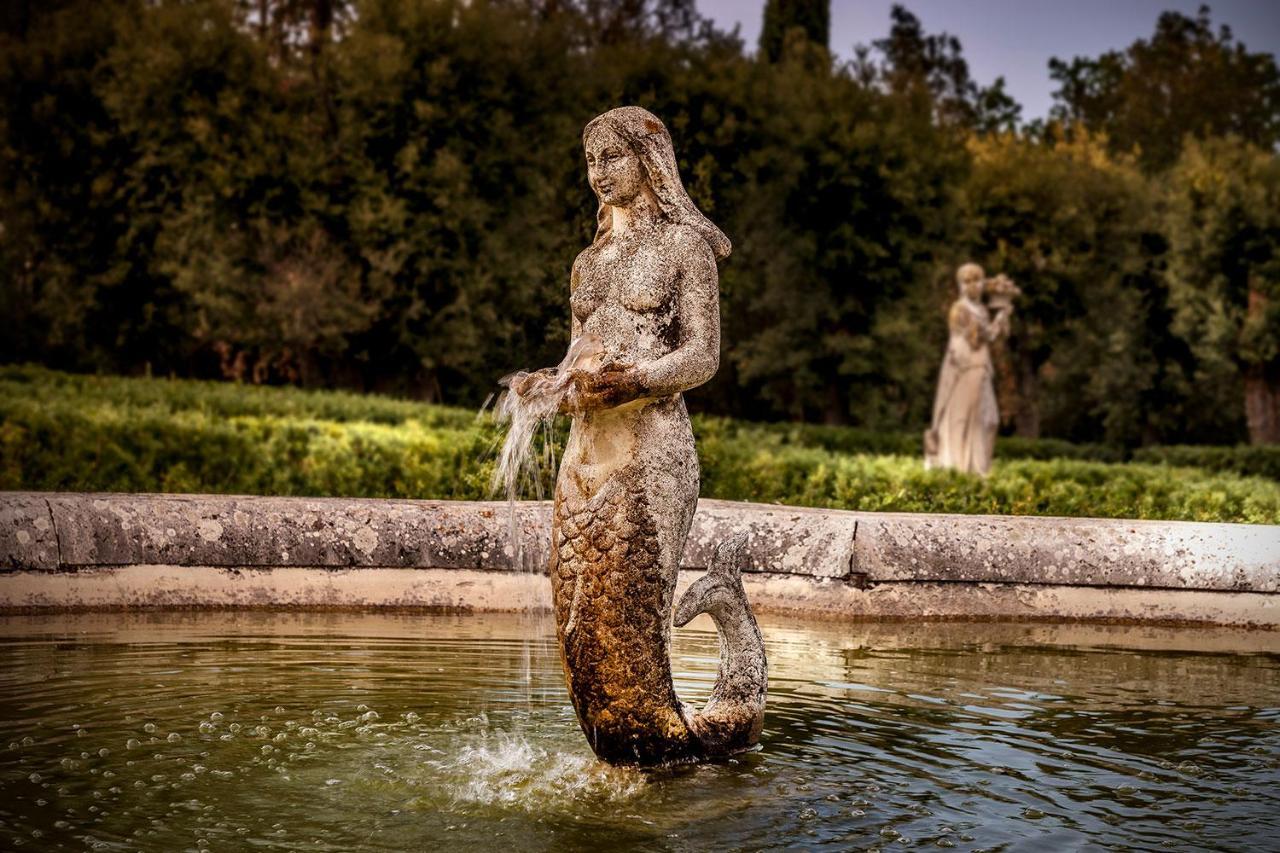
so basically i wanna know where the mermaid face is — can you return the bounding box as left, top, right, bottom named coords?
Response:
left=585, top=126, right=647, bottom=208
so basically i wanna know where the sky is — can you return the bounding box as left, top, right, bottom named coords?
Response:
left=695, top=0, right=1280, bottom=120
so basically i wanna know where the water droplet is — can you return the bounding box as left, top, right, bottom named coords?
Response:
left=167, top=733, right=181, bottom=744
left=143, top=723, right=156, bottom=734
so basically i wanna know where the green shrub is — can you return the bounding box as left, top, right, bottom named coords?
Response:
left=0, top=364, right=478, bottom=429
left=695, top=415, right=1132, bottom=467
left=1132, top=444, right=1280, bottom=482
left=3, top=367, right=1278, bottom=523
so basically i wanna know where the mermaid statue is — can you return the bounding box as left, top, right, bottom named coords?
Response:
left=510, top=106, right=767, bottom=766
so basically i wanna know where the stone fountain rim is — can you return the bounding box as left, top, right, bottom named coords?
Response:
left=1, top=491, right=1277, bottom=630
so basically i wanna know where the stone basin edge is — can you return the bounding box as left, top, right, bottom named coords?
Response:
left=1, top=492, right=1277, bottom=627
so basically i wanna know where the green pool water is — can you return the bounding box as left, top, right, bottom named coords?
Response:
left=0, top=611, right=1276, bottom=851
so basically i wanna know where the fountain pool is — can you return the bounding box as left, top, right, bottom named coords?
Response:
left=0, top=610, right=1276, bottom=851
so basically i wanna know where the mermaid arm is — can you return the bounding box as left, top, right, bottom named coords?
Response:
left=635, top=229, right=720, bottom=396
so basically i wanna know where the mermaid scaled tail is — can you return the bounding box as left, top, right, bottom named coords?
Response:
left=551, top=477, right=768, bottom=766
left=673, top=534, right=768, bottom=756
left=551, top=475, right=700, bottom=765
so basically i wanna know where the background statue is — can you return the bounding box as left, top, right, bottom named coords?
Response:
left=925, top=263, right=1019, bottom=475
left=516, top=106, right=766, bottom=766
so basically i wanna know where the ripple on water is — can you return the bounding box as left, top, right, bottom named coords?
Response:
left=0, top=612, right=1276, bottom=851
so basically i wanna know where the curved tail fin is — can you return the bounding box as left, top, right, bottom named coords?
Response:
left=671, top=531, right=766, bottom=755
left=673, top=532, right=749, bottom=627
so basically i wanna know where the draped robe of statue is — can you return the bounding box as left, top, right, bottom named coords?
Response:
left=926, top=297, right=1010, bottom=476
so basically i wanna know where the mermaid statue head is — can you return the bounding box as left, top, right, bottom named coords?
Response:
left=583, top=106, right=731, bottom=261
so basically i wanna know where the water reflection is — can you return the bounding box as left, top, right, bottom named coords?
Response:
left=0, top=611, right=1276, bottom=851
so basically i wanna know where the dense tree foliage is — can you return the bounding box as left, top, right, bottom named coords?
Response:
left=1049, top=5, right=1280, bottom=172
left=862, top=5, right=1020, bottom=132
left=1, top=0, right=1277, bottom=444
left=759, top=0, right=829, bottom=62
left=1165, top=137, right=1280, bottom=444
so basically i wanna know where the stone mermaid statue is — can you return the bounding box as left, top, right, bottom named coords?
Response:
left=513, top=106, right=766, bottom=766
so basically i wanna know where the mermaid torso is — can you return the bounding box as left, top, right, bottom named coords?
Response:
left=552, top=226, right=704, bottom=764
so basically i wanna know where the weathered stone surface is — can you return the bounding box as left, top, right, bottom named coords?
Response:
left=0, top=563, right=1274, bottom=628
left=3, top=492, right=1277, bottom=596
left=684, top=500, right=853, bottom=578
left=0, top=566, right=550, bottom=611
left=44, top=493, right=550, bottom=572
left=853, top=512, right=1280, bottom=592
left=0, top=494, right=58, bottom=571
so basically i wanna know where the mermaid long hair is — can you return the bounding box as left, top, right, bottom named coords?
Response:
left=583, top=106, right=731, bottom=261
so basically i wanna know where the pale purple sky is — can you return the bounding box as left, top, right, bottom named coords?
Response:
left=696, top=0, right=1280, bottom=119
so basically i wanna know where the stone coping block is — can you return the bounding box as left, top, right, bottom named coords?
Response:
left=1, top=492, right=1277, bottom=593
left=0, top=494, right=59, bottom=571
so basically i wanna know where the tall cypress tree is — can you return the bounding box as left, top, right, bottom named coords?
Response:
left=759, top=0, right=829, bottom=61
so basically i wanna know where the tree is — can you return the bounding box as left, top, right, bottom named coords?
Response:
left=862, top=4, right=1020, bottom=132
left=1165, top=137, right=1280, bottom=444
left=0, top=0, right=176, bottom=373
left=1049, top=5, right=1280, bottom=172
left=962, top=129, right=1175, bottom=445
left=759, top=0, right=828, bottom=62
left=714, top=53, right=963, bottom=425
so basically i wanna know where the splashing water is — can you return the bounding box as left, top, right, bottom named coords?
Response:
left=487, top=333, right=604, bottom=566
left=429, top=730, right=646, bottom=809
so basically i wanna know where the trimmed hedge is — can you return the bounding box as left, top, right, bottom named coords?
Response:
left=0, top=364, right=475, bottom=429
left=690, top=416, right=1129, bottom=465
left=3, top=366, right=1278, bottom=523
left=1132, top=443, right=1280, bottom=483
